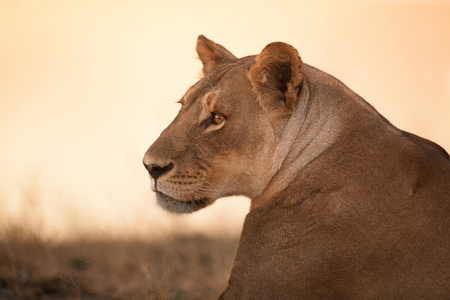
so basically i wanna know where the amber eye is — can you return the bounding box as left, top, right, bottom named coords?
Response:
left=212, top=113, right=225, bottom=125
left=203, top=112, right=226, bottom=129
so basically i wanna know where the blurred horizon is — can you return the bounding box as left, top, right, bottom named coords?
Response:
left=1, top=0, right=449, bottom=240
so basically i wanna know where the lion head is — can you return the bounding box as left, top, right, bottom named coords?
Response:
left=143, top=35, right=305, bottom=213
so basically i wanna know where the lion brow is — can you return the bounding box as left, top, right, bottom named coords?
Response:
left=176, top=97, right=185, bottom=105
left=181, top=85, right=199, bottom=106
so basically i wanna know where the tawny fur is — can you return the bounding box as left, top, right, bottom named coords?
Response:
left=143, top=36, right=450, bottom=299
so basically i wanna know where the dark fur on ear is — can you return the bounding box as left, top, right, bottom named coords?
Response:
left=249, top=42, right=304, bottom=115
left=196, top=35, right=237, bottom=75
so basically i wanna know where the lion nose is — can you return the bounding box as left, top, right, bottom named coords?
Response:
left=144, top=161, right=174, bottom=181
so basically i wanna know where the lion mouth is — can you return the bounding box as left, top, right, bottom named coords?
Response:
left=155, top=191, right=212, bottom=214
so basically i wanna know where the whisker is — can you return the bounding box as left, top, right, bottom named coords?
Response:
left=205, top=75, right=215, bottom=93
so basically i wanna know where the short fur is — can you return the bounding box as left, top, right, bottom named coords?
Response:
left=143, top=36, right=450, bottom=299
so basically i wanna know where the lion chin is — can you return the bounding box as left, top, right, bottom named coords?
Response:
left=155, top=191, right=213, bottom=214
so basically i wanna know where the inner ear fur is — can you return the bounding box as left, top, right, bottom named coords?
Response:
left=196, top=35, right=237, bottom=75
left=249, top=42, right=304, bottom=115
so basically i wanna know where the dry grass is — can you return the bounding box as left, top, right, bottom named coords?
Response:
left=0, top=225, right=239, bottom=300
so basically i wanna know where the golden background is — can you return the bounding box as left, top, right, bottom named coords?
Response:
left=1, top=0, right=449, bottom=240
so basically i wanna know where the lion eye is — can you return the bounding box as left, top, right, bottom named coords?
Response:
left=203, top=112, right=226, bottom=129
left=212, top=113, right=225, bottom=125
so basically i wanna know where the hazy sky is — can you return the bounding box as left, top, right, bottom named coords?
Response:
left=1, top=0, right=449, bottom=239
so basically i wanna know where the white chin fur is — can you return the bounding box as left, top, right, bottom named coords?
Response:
left=155, top=192, right=213, bottom=214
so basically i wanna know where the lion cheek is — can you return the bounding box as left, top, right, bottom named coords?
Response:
left=209, top=153, right=268, bottom=199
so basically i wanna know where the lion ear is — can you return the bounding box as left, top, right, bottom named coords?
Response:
left=196, top=35, right=237, bottom=75
left=249, top=42, right=304, bottom=115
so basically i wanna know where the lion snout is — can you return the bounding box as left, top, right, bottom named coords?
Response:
left=144, top=161, right=174, bottom=181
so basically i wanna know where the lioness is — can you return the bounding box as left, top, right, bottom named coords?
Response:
left=143, top=35, right=450, bottom=299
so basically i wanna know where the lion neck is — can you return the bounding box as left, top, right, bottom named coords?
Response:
left=251, top=70, right=343, bottom=210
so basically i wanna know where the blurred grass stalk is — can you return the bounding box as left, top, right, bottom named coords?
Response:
left=0, top=188, right=240, bottom=299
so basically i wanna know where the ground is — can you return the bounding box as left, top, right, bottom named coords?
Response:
left=0, top=226, right=238, bottom=300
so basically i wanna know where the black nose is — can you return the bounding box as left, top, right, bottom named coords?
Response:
left=144, top=162, right=174, bottom=181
